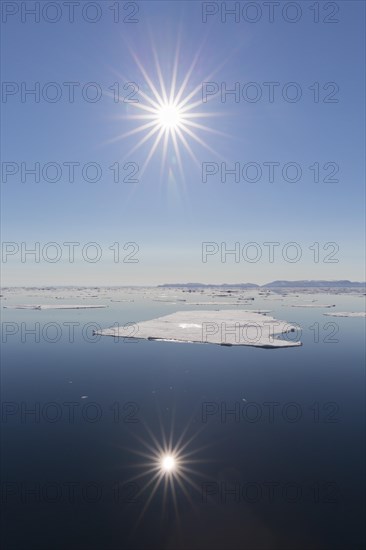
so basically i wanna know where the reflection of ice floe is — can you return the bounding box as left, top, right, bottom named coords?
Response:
left=4, top=304, right=107, bottom=310
left=323, top=311, right=366, bottom=318
left=95, top=310, right=302, bottom=348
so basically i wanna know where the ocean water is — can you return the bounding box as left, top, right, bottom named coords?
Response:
left=1, top=289, right=365, bottom=549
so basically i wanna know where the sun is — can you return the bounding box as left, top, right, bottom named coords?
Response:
left=111, top=41, right=225, bottom=179
left=157, top=104, right=183, bottom=131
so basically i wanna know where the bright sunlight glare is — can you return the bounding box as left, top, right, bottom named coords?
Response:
left=122, top=419, right=209, bottom=528
left=157, top=104, right=182, bottom=130
left=160, top=454, right=176, bottom=473
left=110, top=40, right=225, bottom=179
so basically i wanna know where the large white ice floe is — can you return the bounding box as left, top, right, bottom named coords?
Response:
left=323, top=311, right=366, bottom=318
left=95, top=310, right=302, bottom=348
left=4, top=304, right=107, bottom=310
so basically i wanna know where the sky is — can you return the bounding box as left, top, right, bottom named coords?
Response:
left=1, top=0, right=365, bottom=286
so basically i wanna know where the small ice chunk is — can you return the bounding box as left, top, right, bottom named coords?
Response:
left=290, top=304, right=335, bottom=308
left=323, top=311, right=366, bottom=318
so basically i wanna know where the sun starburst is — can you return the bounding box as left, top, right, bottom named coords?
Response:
left=157, top=103, right=183, bottom=131
left=110, top=40, right=226, bottom=180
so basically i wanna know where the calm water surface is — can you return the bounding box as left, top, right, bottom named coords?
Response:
left=1, top=289, right=365, bottom=549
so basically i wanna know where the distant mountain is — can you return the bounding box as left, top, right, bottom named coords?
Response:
left=158, top=283, right=259, bottom=288
left=263, top=280, right=366, bottom=288
left=159, top=280, right=365, bottom=289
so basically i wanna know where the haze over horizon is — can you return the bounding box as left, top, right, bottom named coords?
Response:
left=2, top=279, right=365, bottom=289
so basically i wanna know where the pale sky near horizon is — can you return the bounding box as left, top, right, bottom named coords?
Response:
left=1, top=1, right=365, bottom=286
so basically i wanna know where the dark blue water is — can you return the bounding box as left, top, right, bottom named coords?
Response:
left=1, top=291, right=365, bottom=549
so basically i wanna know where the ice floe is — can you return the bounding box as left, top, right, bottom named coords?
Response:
left=4, top=304, right=107, bottom=310
left=290, top=304, right=335, bottom=308
left=95, top=310, right=302, bottom=348
left=323, top=311, right=366, bottom=318
left=183, top=301, right=249, bottom=305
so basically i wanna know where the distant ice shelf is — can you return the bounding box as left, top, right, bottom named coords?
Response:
left=95, top=310, right=302, bottom=348
left=4, top=304, right=107, bottom=310
left=323, top=311, right=366, bottom=318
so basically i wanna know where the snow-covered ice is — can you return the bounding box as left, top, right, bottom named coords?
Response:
left=4, top=304, right=107, bottom=310
left=323, top=311, right=366, bottom=318
left=290, top=304, right=335, bottom=308
left=95, top=310, right=302, bottom=348
left=183, top=301, right=249, bottom=305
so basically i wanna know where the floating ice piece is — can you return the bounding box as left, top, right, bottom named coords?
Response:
left=323, top=311, right=366, bottom=318
left=290, top=304, right=335, bottom=308
left=95, top=310, right=301, bottom=348
left=4, top=304, right=107, bottom=310
left=3, top=305, right=40, bottom=309
left=184, top=301, right=246, bottom=305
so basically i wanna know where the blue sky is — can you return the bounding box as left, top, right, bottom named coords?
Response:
left=1, top=0, right=365, bottom=285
